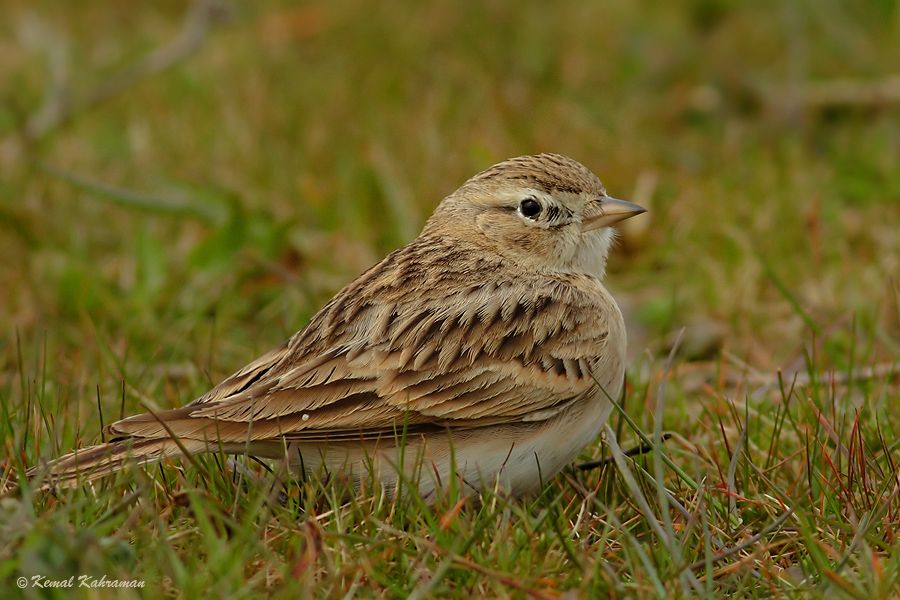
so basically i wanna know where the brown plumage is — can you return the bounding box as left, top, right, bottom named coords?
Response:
left=23, top=153, right=645, bottom=499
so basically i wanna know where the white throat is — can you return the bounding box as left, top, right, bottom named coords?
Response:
left=572, top=228, right=616, bottom=279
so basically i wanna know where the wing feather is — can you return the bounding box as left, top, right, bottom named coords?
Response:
left=108, top=238, right=622, bottom=445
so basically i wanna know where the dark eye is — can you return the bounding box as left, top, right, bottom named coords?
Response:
left=519, top=198, right=542, bottom=219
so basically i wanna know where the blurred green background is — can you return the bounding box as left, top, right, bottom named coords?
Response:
left=2, top=0, right=898, bottom=377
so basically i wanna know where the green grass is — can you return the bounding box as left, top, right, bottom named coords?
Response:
left=1, top=0, right=898, bottom=597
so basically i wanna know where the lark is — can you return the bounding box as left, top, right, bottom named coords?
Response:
left=25, top=153, right=645, bottom=499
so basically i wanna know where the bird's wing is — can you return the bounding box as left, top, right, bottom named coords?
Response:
left=108, top=240, right=621, bottom=443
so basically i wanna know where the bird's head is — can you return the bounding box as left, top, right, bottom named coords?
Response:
left=424, top=153, right=646, bottom=278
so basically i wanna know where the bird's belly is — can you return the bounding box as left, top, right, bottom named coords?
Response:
left=466, top=395, right=614, bottom=496
left=286, top=395, right=613, bottom=500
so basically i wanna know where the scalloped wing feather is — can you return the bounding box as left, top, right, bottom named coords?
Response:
left=108, top=237, right=623, bottom=444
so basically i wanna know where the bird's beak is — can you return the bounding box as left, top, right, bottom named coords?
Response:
left=582, top=196, right=647, bottom=232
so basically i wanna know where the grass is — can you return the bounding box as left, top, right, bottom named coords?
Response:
left=1, top=0, right=898, bottom=597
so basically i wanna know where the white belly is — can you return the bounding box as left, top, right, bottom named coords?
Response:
left=286, top=393, right=614, bottom=500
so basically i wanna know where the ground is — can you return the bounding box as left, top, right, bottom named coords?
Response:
left=0, top=0, right=898, bottom=597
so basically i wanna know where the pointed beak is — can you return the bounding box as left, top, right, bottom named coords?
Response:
left=582, top=196, right=647, bottom=231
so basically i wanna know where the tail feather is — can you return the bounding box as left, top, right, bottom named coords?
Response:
left=23, top=437, right=209, bottom=491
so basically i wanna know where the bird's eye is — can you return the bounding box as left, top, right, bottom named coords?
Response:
left=519, top=198, right=542, bottom=219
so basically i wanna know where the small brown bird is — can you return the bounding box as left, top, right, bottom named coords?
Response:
left=26, top=153, right=645, bottom=500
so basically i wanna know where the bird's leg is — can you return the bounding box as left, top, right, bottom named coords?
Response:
left=576, top=432, right=673, bottom=471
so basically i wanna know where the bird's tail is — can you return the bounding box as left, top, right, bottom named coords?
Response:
left=3, top=404, right=285, bottom=495
left=15, top=437, right=210, bottom=492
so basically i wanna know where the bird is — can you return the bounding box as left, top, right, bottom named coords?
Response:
left=22, top=153, right=645, bottom=500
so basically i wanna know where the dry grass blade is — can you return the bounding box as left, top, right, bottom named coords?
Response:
left=604, top=424, right=703, bottom=595
left=683, top=507, right=795, bottom=572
